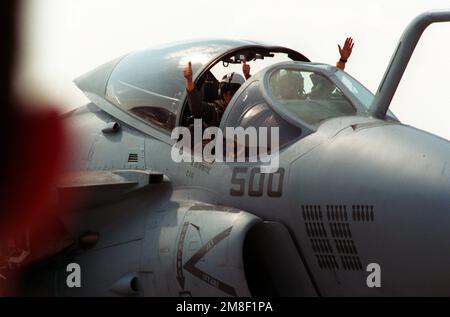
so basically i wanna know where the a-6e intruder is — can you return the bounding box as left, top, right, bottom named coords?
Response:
left=21, top=10, right=450, bottom=296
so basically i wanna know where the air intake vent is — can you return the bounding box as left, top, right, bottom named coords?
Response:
left=352, top=205, right=374, bottom=222
left=301, top=204, right=371, bottom=272
left=128, top=153, right=138, bottom=163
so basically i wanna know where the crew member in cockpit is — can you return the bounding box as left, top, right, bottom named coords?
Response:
left=182, top=37, right=354, bottom=127
left=308, top=37, right=355, bottom=99
left=278, top=37, right=355, bottom=100
left=183, top=60, right=249, bottom=128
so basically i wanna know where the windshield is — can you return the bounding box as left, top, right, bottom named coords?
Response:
left=268, top=68, right=356, bottom=126
left=335, top=70, right=374, bottom=110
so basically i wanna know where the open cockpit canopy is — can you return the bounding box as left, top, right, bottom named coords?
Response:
left=74, top=39, right=309, bottom=133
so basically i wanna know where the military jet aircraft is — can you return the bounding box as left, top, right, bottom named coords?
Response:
left=19, top=10, right=450, bottom=296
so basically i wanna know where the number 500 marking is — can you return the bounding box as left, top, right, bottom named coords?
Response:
left=230, top=167, right=285, bottom=197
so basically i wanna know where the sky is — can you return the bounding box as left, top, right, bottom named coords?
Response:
left=16, top=0, right=450, bottom=140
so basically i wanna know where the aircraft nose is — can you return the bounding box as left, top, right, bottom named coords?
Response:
left=292, top=123, right=450, bottom=295
left=298, top=123, right=450, bottom=209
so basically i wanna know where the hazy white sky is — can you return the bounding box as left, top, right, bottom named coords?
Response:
left=17, top=0, right=450, bottom=140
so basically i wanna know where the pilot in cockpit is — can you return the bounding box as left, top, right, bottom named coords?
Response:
left=275, top=37, right=355, bottom=101
left=183, top=60, right=250, bottom=128
left=309, top=37, right=354, bottom=100
left=275, top=71, right=306, bottom=100
left=182, top=37, right=354, bottom=127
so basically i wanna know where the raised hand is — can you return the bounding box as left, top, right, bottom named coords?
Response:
left=242, top=58, right=251, bottom=80
left=183, top=61, right=194, bottom=91
left=338, top=37, right=354, bottom=62
left=183, top=61, right=193, bottom=82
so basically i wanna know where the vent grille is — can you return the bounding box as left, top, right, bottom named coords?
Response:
left=352, top=205, right=374, bottom=222
left=302, top=204, right=375, bottom=272
left=340, top=255, right=363, bottom=271
left=128, top=153, right=138, bottom=163
left=302, top=205, right=338, bottom=271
